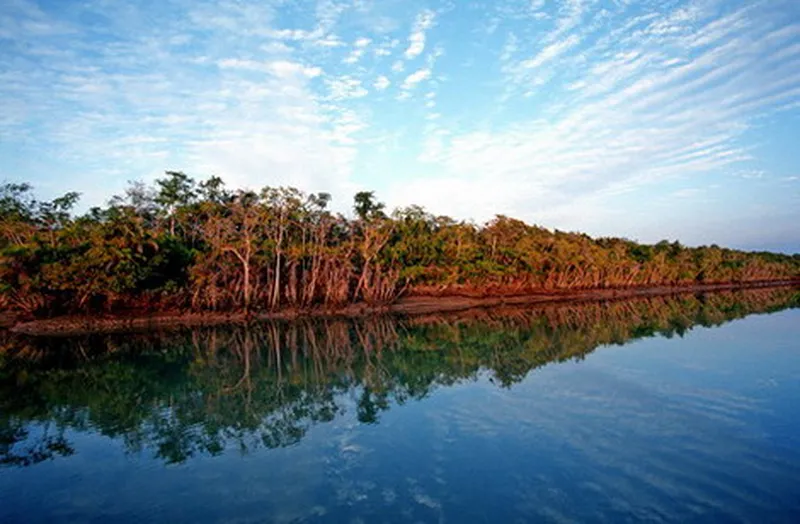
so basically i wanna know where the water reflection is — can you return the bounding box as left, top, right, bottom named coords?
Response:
left=1, top=287, right=798, bottom=467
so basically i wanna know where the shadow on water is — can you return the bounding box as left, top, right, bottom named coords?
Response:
left=1, top=286, right=799, bottom=467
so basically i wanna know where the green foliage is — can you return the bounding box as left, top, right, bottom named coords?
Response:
left=1, top=178, right=798, bottom=316
left=353, top=191, right=386, bottom=221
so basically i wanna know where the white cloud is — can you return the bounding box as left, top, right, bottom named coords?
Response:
left=520, top=34, right=581, bottom=70
left=325, top=75, right=368, bottom=100
left=0, top=0, right=362, bottom=209
left=217, top=58, right=261, bottom=70
left=374, top=75, right=391, bottom=90
left=269, top=60, right=323, bottom=78
left=217, top=59, right=322, bottom=79
left=343, top=37, right=372, bottom=64
left=404, top=10, right=435, bottom=60
left=343, top=50, right=363, bottom=64
left=402, top=68, right=431, bottom=90
left=530, top=0, right=546, bottom=11
left=265, top=28, right=323, bottom=42
left=315, top=34, right=344, bottom=47
left=401, top=0, right=800, bottom=244
left=1, top=0, right=799, bottom=248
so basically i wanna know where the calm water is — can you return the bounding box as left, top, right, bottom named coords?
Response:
left=1, top=288, right=800, bottom=523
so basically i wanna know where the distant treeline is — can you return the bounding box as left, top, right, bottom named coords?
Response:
left=1, top=172, right=799, bottom=316
left=2, top=287, right=798, bottom=466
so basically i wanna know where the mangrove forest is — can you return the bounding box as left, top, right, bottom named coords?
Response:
left=2, top=172, right=799, bottom=318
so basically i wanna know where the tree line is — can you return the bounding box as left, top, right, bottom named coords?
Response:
left=2, top=172, right=799, bottom=316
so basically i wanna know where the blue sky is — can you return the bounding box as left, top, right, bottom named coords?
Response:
left=1, top=0, right=799, bottom=252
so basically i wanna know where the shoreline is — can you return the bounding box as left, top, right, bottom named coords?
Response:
left=6, top=279, right=800, bottom=336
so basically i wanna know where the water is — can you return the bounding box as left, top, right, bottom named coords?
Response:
left=1, top=288, right=799, bottom=523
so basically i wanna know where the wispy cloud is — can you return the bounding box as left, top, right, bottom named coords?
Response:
left=343, top=37, right=371, bottom=64
left=402, top=68, right=431, bottom=90
left=404, top=9, right=436, bottom=60
left=0, top=0, right=798, bottom=249
left=395, top=0, right=800, bottom=247
left=520, top=34, right=581, bottom=70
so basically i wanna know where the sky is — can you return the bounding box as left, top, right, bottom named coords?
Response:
left=1, top=0, right=799, bottom=252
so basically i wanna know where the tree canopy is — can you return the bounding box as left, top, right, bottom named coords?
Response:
left=1, top=175, right=798, bottom=317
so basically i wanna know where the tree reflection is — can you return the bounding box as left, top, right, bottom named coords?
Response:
left=1, top=287, right=798, bottom=466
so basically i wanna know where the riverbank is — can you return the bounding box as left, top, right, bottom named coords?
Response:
left=6, top=279, right=799, bottom=336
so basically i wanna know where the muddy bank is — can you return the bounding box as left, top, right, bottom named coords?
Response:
left=7, top=280, right=800, bottom=336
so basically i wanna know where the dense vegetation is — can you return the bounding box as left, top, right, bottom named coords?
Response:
left=2, top=173, right=799, bottom=317
left=2, top=287, right=798, bottom=466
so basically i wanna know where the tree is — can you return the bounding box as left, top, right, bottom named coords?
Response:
left=155, top=171, right=196, bottom=236
left=353, top=191, right=385, bottom=222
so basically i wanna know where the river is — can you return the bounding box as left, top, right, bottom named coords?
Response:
left=1, top=287, right=799, bottom=523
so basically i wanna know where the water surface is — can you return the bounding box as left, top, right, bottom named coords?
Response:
left=1, top=288, right=799, bottom=523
